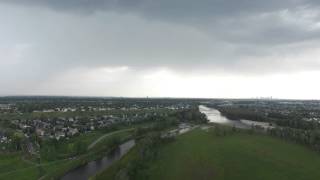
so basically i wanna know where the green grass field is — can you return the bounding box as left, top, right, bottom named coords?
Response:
left=96, top=128, right=320, bottom=180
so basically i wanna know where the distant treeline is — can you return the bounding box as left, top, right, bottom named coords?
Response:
left=267, top=127, right=320, bottom=151
left=212, top=106, right=320, bottom=130
left=0, top=96, right=205, bottom=113
left=211, top=124, right=320, bottom=152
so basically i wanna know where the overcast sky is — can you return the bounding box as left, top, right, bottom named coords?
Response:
left=1, top=0, right=320, bottom=99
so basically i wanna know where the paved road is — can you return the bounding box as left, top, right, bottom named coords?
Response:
left=87, top=128, right=134, bottom=150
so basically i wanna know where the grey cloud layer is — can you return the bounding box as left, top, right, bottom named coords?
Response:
left=4, top=0, right=320, bottom=45
left=1, top=0, right=320, bottom=95
left=0, top=0, right=305, bottom=15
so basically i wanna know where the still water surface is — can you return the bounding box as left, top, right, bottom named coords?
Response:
left=199, top=105, right=250, bottom=129
left=61, top=140, right=135, bottom=180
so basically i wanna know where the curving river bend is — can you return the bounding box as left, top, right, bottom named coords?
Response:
left=199, top=105, right=273, bottom=129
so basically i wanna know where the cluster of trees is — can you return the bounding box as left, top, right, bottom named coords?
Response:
left=216, top=106, right=267, bottom=121
left=212, top=121, right=320, bottom=152
left=135, top=119, right=178, bottom=138
left=114, top=132, right=174, bottom=180
left=135, top=106, right=208, bottom=139
left=267, top=127, right=320, bottom=151
left=40, top=135, right=122, bottom=161
left=210, top=124, right=238, bottom=137
left=271, top=118, right=320, bottom=130
left=209, top=123, right=320, bottom=153
left=11, top=132, right=25, bottom=151
left=0, top=130, right=26, bottom=152
left=173, top=106, right=208, bottom=124
left=40, top=138, right=87, bottom=161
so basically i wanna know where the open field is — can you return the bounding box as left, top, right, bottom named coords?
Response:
left=96, top=128, right=320, bottom=180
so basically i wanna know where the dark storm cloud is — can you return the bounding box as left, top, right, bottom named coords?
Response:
left=4, top=0, right=320, bottom=45
left=1, top=0, right=303, bottom=17
left=1, top=0, right=320, bottom=96
left=0, top=0, right=320, bottom=96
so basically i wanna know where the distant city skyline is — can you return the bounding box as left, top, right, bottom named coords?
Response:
left=1, top=1, right=320, bottom=99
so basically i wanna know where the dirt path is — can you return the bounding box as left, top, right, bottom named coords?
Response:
left=87, top=128, right=134, bottom=150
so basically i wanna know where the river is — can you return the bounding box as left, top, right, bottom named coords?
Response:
left=60, top=140, right=135, bottom=180
left=199, top=105, right=273, bottom=129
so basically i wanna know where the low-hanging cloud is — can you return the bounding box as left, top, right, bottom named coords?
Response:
left=1, top=0, right=320, bottom=97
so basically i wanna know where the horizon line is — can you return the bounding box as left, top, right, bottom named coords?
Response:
left=0, top=95, right=319, bottom=101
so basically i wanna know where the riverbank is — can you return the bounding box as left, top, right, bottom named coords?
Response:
left=60, top=140, right=135, bottom=180
left=50, top=130, right=133, bottom=180
left=0, top=129, right=133, bottom=180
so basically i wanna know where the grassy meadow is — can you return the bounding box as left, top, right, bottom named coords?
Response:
left=95, top=128, right=320, bottom=180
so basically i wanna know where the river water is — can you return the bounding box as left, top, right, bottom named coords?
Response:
left=60, top=140, right=135, bottom=180
left=199, top=105, right=251, bottom=129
